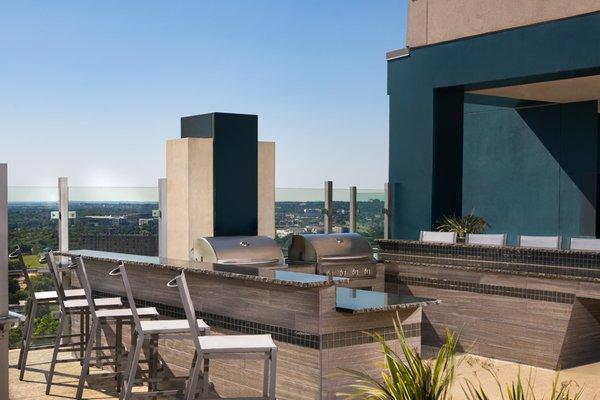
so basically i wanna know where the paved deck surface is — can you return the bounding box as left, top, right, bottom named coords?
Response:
left=10, top=348, right=600, bottom=399
left=8, top=348, right=214, bottom=399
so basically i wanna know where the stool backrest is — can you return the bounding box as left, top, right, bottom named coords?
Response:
left=9, top=246, right=34, bottom=298
left=45, top=251, right=67, bottom=311
left=466, top=233, right=506, bottom=247
left=570, top=237, right=600, bottom=252
left=169, top=272, right=202, bottom=349
left=71, top=255, right=97, bottom=319
left=518, top=235, right=561, bottom=250
left=111, top=264, right=142, bottom=332
left=420, top=231, right=457, bottom=244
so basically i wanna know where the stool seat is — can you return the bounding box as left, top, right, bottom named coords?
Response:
left=34, top=288, right=86, bottom=300
left=198, top=334, right=276, bottom=353
left=140, top=318, right=210, bottom=334
left=96, top=307, right=159, bottom=319
left=64, top=297, right=123, bottom=309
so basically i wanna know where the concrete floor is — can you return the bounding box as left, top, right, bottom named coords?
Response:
left=8, top=348, right=215, bottom=399
left=451, top=353, right=600, bottom=399
left=9, top=348, right=600, bottom=399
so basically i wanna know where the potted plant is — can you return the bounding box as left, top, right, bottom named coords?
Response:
left=437, top=210, right=487, bottom=242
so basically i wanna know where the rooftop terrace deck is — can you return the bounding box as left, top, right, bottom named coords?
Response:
left=11, top=348, right=600, bottom=399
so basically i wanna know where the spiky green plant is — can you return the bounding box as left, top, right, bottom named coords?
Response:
left=437, top=211, right=487, bottom=238
left=338, top=315, right=458, bottom=400
left=462, top=367, right=584, bottom=400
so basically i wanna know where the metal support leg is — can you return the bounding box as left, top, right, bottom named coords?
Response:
left=19, top=299, right=37, bottom=380
left=269, top=348, right=277, bottom=400
left=124, top=335, right=144, bottom=400
left=17, top=298, right=32, bottom=370
left=262, top=352, right=269, bottom=397
left=201, top=356, right=209, bottom=400
left=76, top=317, right=98, bottom=400
left=46, top=311, right=67, bottom=395
left=185, top=351, right=201, bottom=400
left=148, top=334, right=158, bottom=396
left=116, top=320, right=123, bottom=392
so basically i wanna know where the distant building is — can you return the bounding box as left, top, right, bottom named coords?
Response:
left=80, top=234, right=158, bottom=256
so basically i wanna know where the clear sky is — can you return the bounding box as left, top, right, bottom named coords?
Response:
left=1, top=1, right=406, bottom=189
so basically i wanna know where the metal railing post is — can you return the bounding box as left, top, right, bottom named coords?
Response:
left=157, top=178, right=167, bottom=258
left=58, top=177, right=69, bottom=254
left=323, top=181, right=333, bottom=234
left=349, top=186, right=357, bottom=233
left=0, top=164, right=8, bottom=397
left=383, top=182, right=392, bottom=239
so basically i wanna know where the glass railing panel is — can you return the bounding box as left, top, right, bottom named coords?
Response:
left=356, top=189, right=385, bottom=248
left=67, top=187, right=159, bottom=255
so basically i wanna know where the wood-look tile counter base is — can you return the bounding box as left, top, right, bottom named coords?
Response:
left=63, top=254, right=431, bottom=399
left=385, top=262, right=600, bottom=370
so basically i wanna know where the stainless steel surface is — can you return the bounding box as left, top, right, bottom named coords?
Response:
left=323, top=181, right=332, bottom=234
left=287, top=233, right=376, bottom=278
left=383, top=182, right=392, bottom=240
left=349, top=186, right=357, bottom=233
left=193, top=235, right=285, bottom=267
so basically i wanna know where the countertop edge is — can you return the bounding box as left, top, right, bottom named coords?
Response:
left=57, top=251, right=348, bottom=288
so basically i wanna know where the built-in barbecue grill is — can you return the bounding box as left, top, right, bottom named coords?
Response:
left=193, top=236, right=286, bottom=268
left=287, top=233, right=377, bottom=280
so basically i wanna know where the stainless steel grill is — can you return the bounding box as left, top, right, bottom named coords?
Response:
left=287, top=233, right=377, bottom=279
left=193, top=235, right=286, bottom=268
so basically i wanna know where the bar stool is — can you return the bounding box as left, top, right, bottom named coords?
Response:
left=169, top=271, right=277, bottom=400
left=44, top=251, right=124, bottom=395
left=71, top=255, right=160, bottom=400
left=11, top=246, right=87, bottom=381
left=110, top=263, right=211, bottom=399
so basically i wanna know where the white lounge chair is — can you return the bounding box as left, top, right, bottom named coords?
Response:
left=420, top=231, right=457, bottom=244
left=569, top=237, right=600, bottom=252
left=466, top=233, right=506, bottom=246
left=112, top=264, right=210, bottom=400
left=169, top=271, right=278, bottom=400
left=517, top=235, right=561, bottom=250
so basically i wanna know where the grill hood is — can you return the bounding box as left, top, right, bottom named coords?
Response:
left=288, top=233, right=374, bottom=264
left=193, top=235, right=286, bottom=267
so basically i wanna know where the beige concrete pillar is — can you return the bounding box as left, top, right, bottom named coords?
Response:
left=258, top=141, right=275, bottom=238
left=166, top=138, right=214, bottom=260
left=166, top=137, right=276, bottom=259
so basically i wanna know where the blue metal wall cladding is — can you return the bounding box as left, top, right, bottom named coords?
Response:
left=388, top=12, right=600, bottom=239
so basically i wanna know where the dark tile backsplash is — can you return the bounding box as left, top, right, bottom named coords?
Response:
left=93, top=290, right=417, bottom=349
left=378, top=240, right=600, bottom=279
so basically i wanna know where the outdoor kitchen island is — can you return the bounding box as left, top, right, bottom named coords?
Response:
left=58, top=249, right=438, bottom=400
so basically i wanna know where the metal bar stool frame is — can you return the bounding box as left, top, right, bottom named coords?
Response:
left=72, top=255, right=160, bottom=400
left=110, top=264, right=211, bottom=400
left=12, top=247, right=87, bottom=381
left=45, top=251, right=123, bottom=395
left=169, top=271, right=277, bottom=400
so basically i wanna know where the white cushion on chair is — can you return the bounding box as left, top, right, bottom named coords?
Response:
left=198, top=334, right=276, bottom=353
left=420, top=231, right=457, bottom=244
left=34, top=288, right=86, bottom=300
left=140, top=319, right=210, bottom=334
left=466, top=233, right=506, bottom=246
left=518, top=235, right=561, bottom=249
left=96, top=307, right=159, bottom=319
left=64, top=297, right=122, bottom=309
left=570, top=238, right=600, bottom=252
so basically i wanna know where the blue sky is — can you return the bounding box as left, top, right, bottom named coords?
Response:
left=1, top=1, right=406, bottom=189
